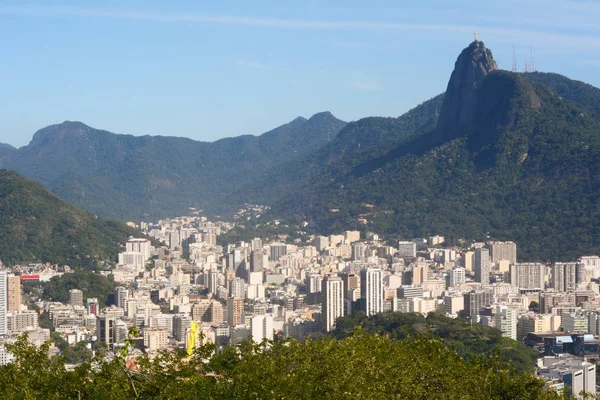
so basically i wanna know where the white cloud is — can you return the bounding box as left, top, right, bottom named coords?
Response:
left=0, top=5, right=475, bottom=32
left=3, top=3, right=600, bottom=51
left=580, top=59, right=600, bottom=66
left=235, top=60, right=271, bottom=70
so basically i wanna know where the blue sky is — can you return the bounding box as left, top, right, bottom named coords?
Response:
left=2, top=0, right=600, bottom=147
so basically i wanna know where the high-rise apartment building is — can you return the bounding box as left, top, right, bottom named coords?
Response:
left=306, top=274, right=323, bottom=294
left=250, top=250, right=264, bottom=273
left=448, top=267, right=466, bottom=287
left=428, top=236, right=445, bottom=246
left=269, top=243, right=288, bottom=262
left=173, top=314, right=192, bottom=342
left=251, top=314, right=273, bottom=343
left=7, top=310, right=38, bottom=332
left=144, top=328, right=169, bottom=351
left=510, top=262, right=545, bottom=289
left=7, top=275, right=20, bottom=312
left=493, top=306, right=517, bottom=340
left=192, top=300, right=211, bottom=322
left=340, top=272, right=359, bottom=294
left=202, top=233, right=217, bottom=246
left=250, top=238, right=263, bottom=251
left=474, top=248, right=491, bottom=285
left=488, top=241, right=517, bottom=264
left=398, top=241, right=416, bottom=258
left=463, top=290, right=493, bottom=318
left=344, top=231, right=361, bottom=244
left=115, top=287, right=130, bottom=308
left=207, top=270, right=219, bottom=295
left=412, top=264, right=429, bottom=286
left=322, top=275, right=344, bottom=332
left=69, top=289, right=84, bottom=307
left=87, top=298, right=100, bottom=316
left=148, top=314, right=174, bottom=335
left=360, top=268, right=384, bottom=316
left=229, top=277, right=246, bottom=299
left=552, top=262, right=584, bottom=292
left=118, top=252, right=145, bottom=270
left=315, top=236, right=329, bottom=252
left=126, top=238, right=152, bottom=260
left=329, top=234, right=344, bottom=247
left=351, top=243, right=366, bottom=261
left=443, top=294, right=464, bottom=315
left=227, top=297, right=244, bottom=326
left=462, top=251, right=474, bottom=271
left=562, top=312, right=588, bottom=333
left=96, top=314, right=116, bottom=346
left=208, top=301, right=224, bottom=324
left=579, top=256, right=600, bottom=279
left=397, top=286, right=424, bottom=299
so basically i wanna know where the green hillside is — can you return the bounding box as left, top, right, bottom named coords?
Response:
left=0, top=169, right=143, bottom=266
left=0, top=113, right=345, bottom=221
left=243, top=94, right=445, bottom=206
left=0, top=143, right=16, bottom=158
left=274, top=42, right=600, bottom=261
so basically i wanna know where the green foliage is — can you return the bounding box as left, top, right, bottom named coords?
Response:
left=330, top=311, right=539, bottom=374
left=0, top=330, right=560, bottom=399
left=526, top=71, right=600, bottom=118
left=275, top=71, right=600, bottom=261
left=0, top=142, right=16, bottom=157
left=4, top=114, right=346, bottom=221
left=217, top=217, right=308, bottom=247
left=31, top=269, right=118, bottom=307
left=49, top=333, right=93, bottom=364
left=242, top=94, right=445, bottom=208
left=0, top=169, right=145, bottom=267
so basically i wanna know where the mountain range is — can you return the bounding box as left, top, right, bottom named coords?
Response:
left=2, top=40, right=600, bottom=261
left=272, top=41, right=600, bottom=261
left=0, top=113, right=346, bottom=220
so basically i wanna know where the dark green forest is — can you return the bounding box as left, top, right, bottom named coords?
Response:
left=28, top=270, right=119, bottom=307
left=0, top=170, right=143, bottom=267
left=329, top=311, right=539, bottom=374
left=274, top=70, right=600, bottom=262
left=0, top=113, right=345, bottom=220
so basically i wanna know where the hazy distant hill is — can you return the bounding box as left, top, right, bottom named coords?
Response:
left=0, top=112, right=345, bottom=221
left=0, top=143, right=16, bottom=158
left=242, top=94, right=445, bottom=206
left=0, top=169, right=143, bottom=266
left=274, top=41, right=600, bottom=261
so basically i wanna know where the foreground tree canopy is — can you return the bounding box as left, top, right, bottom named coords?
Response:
left=330, top=311, right=540, bottom=374
left=0, top=330, right=560, bottom=400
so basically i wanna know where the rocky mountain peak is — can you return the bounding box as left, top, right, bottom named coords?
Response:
left=28, top=121, right=91, bottom=148
left=433, top=41, right=498, bottom=142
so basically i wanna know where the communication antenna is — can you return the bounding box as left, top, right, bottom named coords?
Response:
left=530, top=46, right=535, bottom=72
left=524, top=57, right=529, bottom=73
left=512, top=45, right=517, bottom=73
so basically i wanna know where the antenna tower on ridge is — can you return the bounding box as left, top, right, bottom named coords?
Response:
left=524, top=57, right=529, bottom=73
left=512, top=45, right=517, bottom=73
left=530, top=46, right=535, bottom=72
